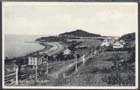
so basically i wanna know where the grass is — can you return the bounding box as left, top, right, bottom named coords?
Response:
left=52, top=50, right=135, bottom=86
left=101, top=50, right=135, bottom=86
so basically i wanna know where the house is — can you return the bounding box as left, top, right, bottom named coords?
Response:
left=100, top=39, right=111, bottom=47
left=101, top=39, right=116, bottom=47
left=120, top=39, right=126, bottom=45
left=28, top=54, right=45, bottom=66
left=63, top=49, right=71, bottom=55
left=113, top=40, right=125, bottom=49
left=93, top=50, right=99, bottom=56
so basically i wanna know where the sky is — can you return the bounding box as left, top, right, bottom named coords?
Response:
left=3, top=2, right=138, bottom=36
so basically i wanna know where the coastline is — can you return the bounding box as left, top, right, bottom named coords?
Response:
left=5, top=41, right=52, bottom=62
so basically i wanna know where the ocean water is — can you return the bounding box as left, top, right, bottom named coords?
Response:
left=4, top=34, right=45, bottom=59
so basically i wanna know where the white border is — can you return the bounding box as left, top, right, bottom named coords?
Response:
left=2, top=2, right=139, bottom=89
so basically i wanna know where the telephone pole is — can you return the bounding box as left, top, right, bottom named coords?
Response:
left=35, top=59, right=38, bottom=82
left=15, top=67, right=18, bottom=85
left=82, top=55, right=86, bottom=65
left=46, top=56, right=48, bottom=74
left=75, top=54, right=78, bottom=72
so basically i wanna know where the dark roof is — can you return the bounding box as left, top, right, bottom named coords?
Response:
left=29, top=53, right=45, bottom=58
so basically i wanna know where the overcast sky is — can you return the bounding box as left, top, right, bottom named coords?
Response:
left=3, top=2, right=138, bottom=36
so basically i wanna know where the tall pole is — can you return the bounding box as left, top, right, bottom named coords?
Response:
left=75, top=54, right=77, bottom=72
left=46, top=56, right=48, bottom=74
left=82, top=55, right=86, bottom=65
left=91, top=48, right=93, bottom=56
left=35, top=59, right=37, bottom=82
left=15, top=67, right=18, bottom=85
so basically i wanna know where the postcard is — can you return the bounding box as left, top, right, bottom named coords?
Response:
left=2, top=2, right=138, bottom=89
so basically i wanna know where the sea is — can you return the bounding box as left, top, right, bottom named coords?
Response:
left=4, top=34, right=46, bottom=59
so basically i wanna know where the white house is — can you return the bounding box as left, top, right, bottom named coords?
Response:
left=120, top=39, right=126, bottom=45
left=100, top=40, right=111, bottom=47
left=63, top=49, right=71, bottom=55
left=113, top=40, right=125, bottom=49
left=28, top=54, right=44, bottom=65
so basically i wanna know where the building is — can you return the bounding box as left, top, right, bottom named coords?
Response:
left=120, top=39, right=126, bottom=45
left=113, top=40, right=125, bottom=49
left=28, top=54, right=45, bottom=66
left=100, top=40, right=111, bottom=47
left=93, top=50, right=98, bottom=56
left=63, top=49, right=71, bottom=55
left=101, top=39, right=116, bottom=47
left=76, top=44, right=89, bottom=49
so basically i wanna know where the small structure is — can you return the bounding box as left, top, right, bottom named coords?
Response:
left=93, top=50, right=98, bottom=56
left=63, top=49, right=71, bottom=55
left=113, top=40, right=125, bottom=49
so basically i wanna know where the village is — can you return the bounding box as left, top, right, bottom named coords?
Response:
left=4, top=30, right=135, bottom=86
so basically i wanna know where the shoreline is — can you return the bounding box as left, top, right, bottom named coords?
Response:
left=5, top=41, right=52, bottom=62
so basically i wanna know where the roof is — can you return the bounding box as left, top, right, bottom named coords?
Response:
left=113, top=41, right=124, bottom=46
left=29, top=53, right=45, bottom=58
left=120, top=39, right=126, bottom=45
left=63, top=49, right=71, bottom=55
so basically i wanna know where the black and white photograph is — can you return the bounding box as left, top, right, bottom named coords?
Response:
left=2, top=2, right=138, bottom=89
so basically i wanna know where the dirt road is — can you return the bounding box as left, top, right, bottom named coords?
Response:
left=50, top=55, right=93, bottom=78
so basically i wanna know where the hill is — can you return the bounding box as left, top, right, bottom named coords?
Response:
left=35, top=36, right=67, bottom=42
left=59, top=29, right=101, bottom=37
left=119, top=32, right=135, bottom=48
left=120, top=32, right=135, bottom=42
left=36, top=29, right=101, bottom=42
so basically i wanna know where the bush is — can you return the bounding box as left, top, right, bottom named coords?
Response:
left=102, top=71, right=135, bottom=86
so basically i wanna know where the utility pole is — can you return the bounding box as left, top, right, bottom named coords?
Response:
left=82, top=55, right=86, bottom=65
left=75, top=54, right=78, bottom=72
left=46, top=56, right=48, bottom=74
left=15, top=67, right=18, bottom=85
left=91, top=48, right=93, bottom=56
left=35, top=59, right=38, bottom=82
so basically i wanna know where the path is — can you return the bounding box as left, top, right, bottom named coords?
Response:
left=50, top=54, right=93, bottom=78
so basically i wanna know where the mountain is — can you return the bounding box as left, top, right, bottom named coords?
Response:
left=36, top=29, right=101, bottom=42
left=119, top=32, right=135, bottom=48
left=120, top=32, right=135, bottom=42
left=59, top=29, right=101, bottom=37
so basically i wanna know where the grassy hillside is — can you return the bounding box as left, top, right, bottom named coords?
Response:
left=36, top=30, right=101, bottom=43
left=59, top=29, right=101, bottom=37
left=120, top=32, right=135, bottom=48
left=35, top=36, right=67, bottom=42
left=120, top=32, right=135, bottom=42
